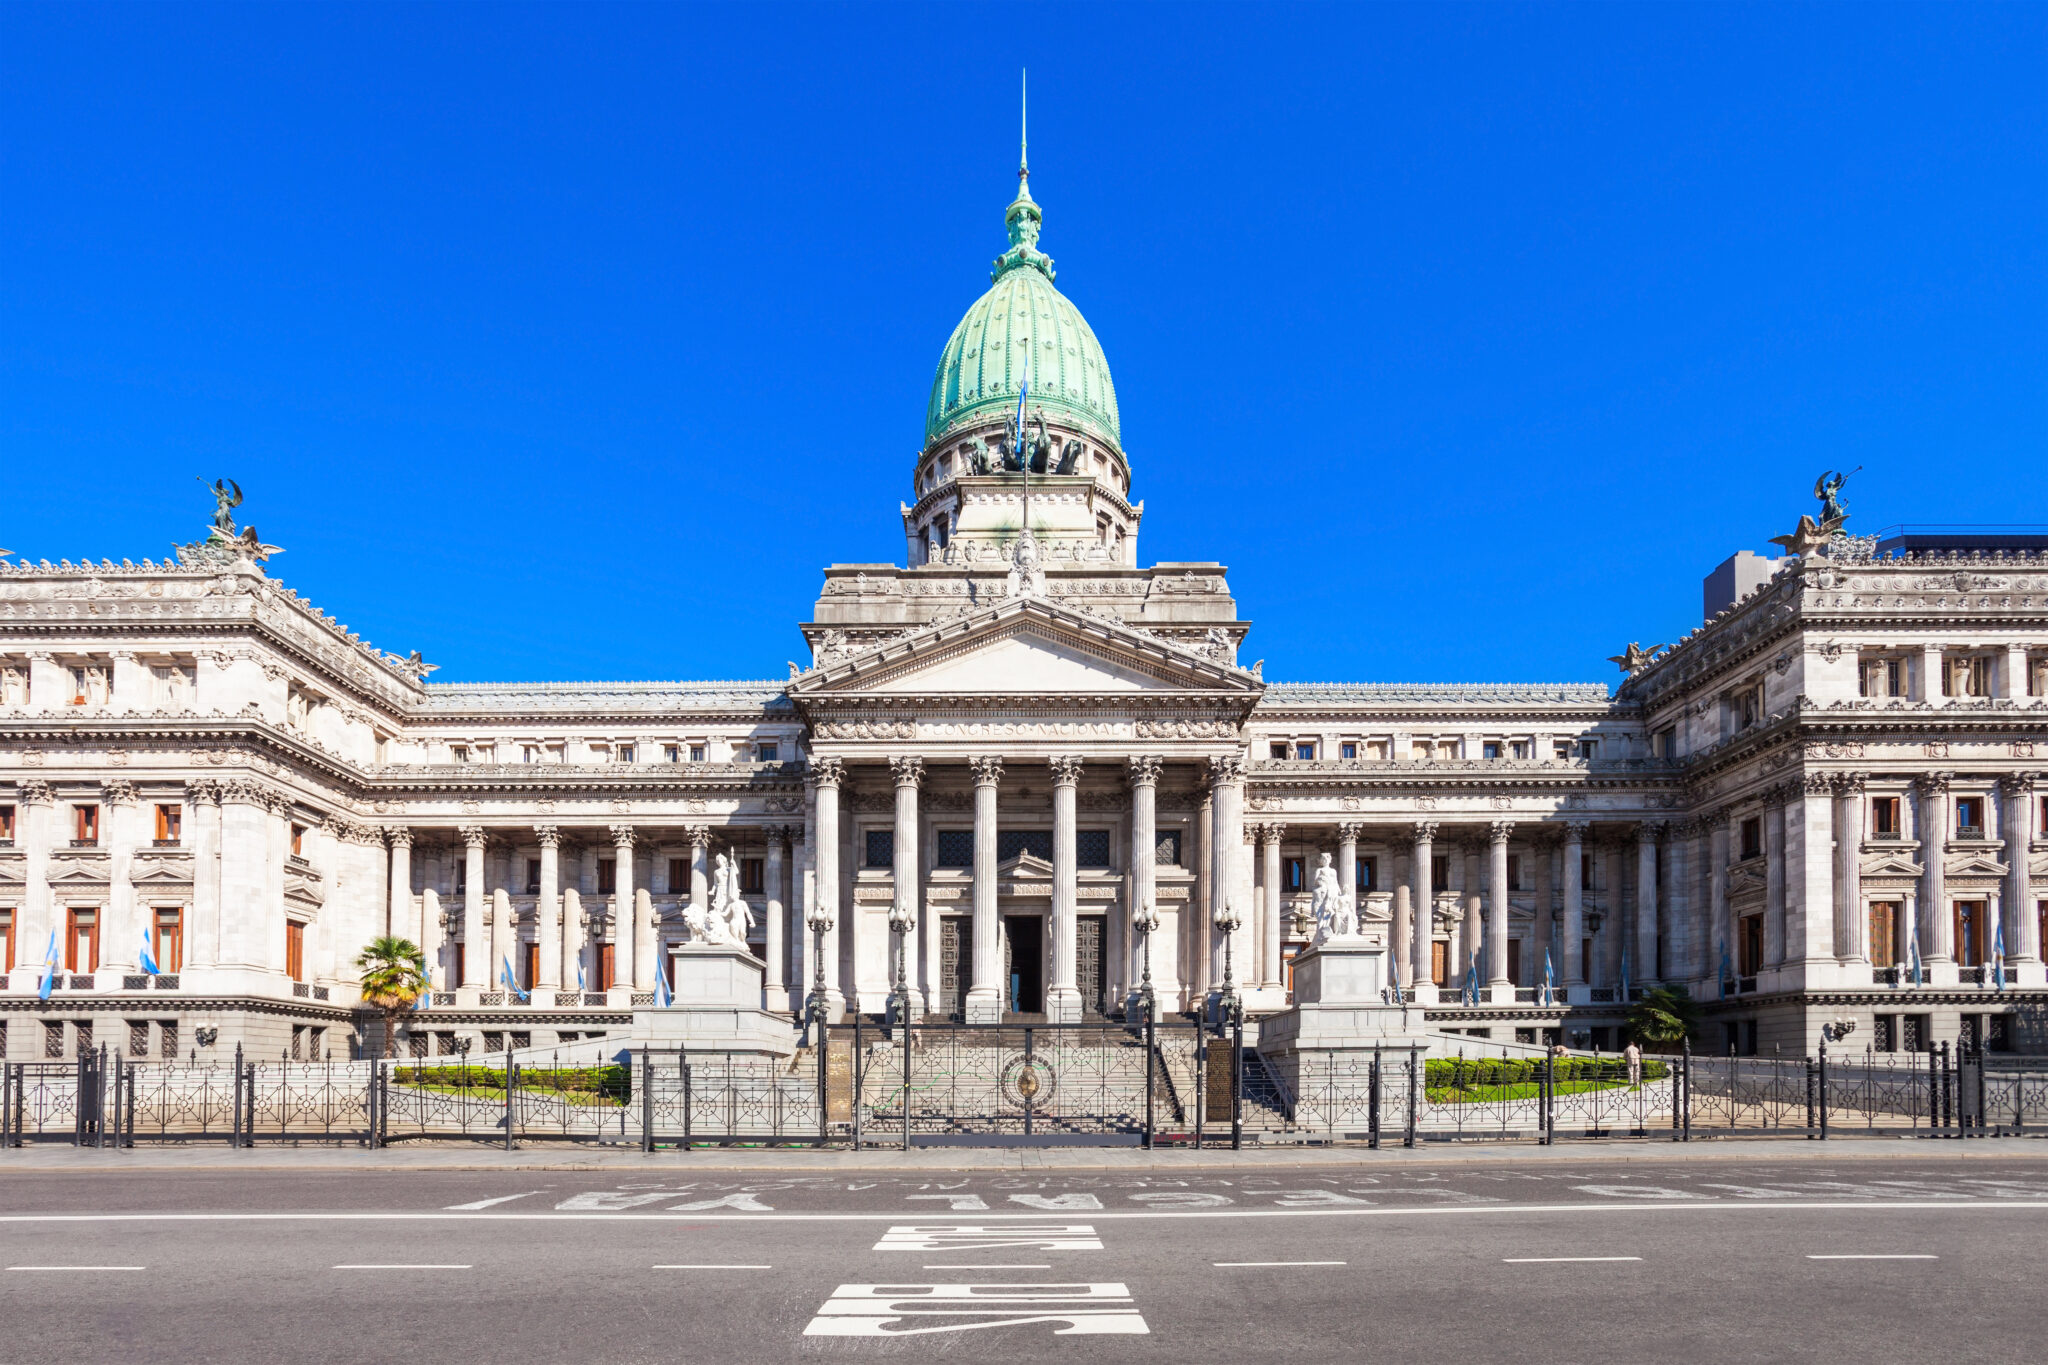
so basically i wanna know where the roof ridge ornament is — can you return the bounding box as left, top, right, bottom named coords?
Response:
left=992, top=69, right=1056, bottom=283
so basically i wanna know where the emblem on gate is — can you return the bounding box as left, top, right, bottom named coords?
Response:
left=1000, top=1054, right=1056, bottom=1110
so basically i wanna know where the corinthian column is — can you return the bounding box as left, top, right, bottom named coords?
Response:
left=1258, top=823, right=1284, bottom=989
left=966, top=756, right=1004, bottom=1023
left=1410, top=821, right=1438, bottom=1003
left=1488, top=821, right=1513, bottom=990
left=1999, top=774, right=2039, bottom=976
left=1048, top=755, right=1084, bottom=1021
left=1126, top=756, right=1165, bottom=1012
left=1916, top=773, right=1952, bottom=970
left=810, top=758, right=846, bottom=1015
left=610, top=824, right=639, bottom=995
left=1208, top=755, right=1247, bottom=1003
left=534, top=826, right=561, bottom=992
left=889, top=755, right=927, bottom=1018
left=1635, top=822, right=1661, bottom=988
left=764, top=826, right=789, bottom=999
left=460, top=826, right=487, bottom=990
left=1834, top=773, right=1867, bottom=960
left=387, top=827, right=414, bottom=944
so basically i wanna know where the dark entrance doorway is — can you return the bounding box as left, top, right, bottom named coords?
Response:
left=1002, top=914, right=1044, bottom=1015
left=939, top=917, right=972, bottom=1019
left=1078, top=915, right=1106, bottom=1017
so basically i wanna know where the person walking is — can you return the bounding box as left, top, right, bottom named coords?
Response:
left=1624, top=1039, right=1643, bottom=1086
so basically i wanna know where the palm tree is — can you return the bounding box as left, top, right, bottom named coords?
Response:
left=1626, top=984, right=1702, bottom=1052
left=355, top=936, right=428, bottom=1060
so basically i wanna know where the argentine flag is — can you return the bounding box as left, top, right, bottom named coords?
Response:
left=139, top=925, right=161, bottom=977
left=499, top=955, right=530, bottom=1004
left=654, top=966, right=673, bottom=1009
left=1540, top=946, right=1555, bottom=1007
left=1992, top=917, right=2006, bottom=992
left=37, top=931, right=58, bottom=1000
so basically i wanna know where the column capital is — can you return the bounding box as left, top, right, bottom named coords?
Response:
left=1336, top=820, right=1364, bottom=841
left=1253, top=821, right=1285, bottom=847
left=103, top=779, right=138, bottom=807
left=1124, top=754, right=1164, bottom=788
left=1489, top=819, right=1515, bottom=844
left=180, top=778, right=219, bottom=806
left=1912, top=770, right=1954, bottom=797
left=1412, top=820, right=1439, bottom=843
left=1207, top=754, right=1246, bottom=786
left=970, top=755, right=1005, bottom=787
left=809, top=756, right=846, bottom=789
left=387, top=825, right=415, bottom=849
left=531, top=824, right=559, bottom=849
left=684, top=824, right=711, bottom=850
left=609, top=823, right=637, bottom=848
left=1563, top=819, right=1591, bottom=841
left=763, top=823, right=796, bottom=846
left=459, top=824, right=488, bottom=850
left=889, top=754, right=926, bottom=789
left=1830, top=770, right=1869, bottom=796
left=1049, top=754, right=1084, bottom=788
left=1997, top=771, right=2038, bottom=798
left=1640, top=818, right=1668, bottom=843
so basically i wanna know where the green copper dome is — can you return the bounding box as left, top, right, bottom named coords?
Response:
left=924, top=163, right=1121, bottom=449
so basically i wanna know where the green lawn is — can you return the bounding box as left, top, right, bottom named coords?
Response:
left=1426, top=1079, right=1646, bottom=1104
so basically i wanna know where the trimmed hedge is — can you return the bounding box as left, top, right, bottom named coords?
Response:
left=1424, top=1056, right=1667, bottom=1087
left=391, top=1064, right=629, bottom=1096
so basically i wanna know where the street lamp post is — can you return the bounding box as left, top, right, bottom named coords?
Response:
left=803, top=891, right=834, bottom=1047
left=1213, top=899, right=1244, bottom=1029
left=1132, top=902, right=1160, bottom=1021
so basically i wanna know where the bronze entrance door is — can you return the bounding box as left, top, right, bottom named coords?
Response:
left=938, top=916, right=972, bottom=1020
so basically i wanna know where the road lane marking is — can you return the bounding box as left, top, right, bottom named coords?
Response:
left=652, top=1264, right=773, bottom=1270
left=924, top=1264, right=1052, bottom=1270
left=334, top=1264, right=471, bottom=1270
left=877, top=1225, right=1103, bottom=1252
left=1504, top=1256, right=1642, bottom=1263
left=805, top=1283, right=1147, bottom=1336
left=1214, top=1261, right=1347, bottom=1267
left=1806, top=1254, right=1937, bottom=1260
left=0, top=1201, right=2038, bottom=1226
left=8, top=1266, right=144, bottom=1272
left=443, top=1192, right=547, bottom=1211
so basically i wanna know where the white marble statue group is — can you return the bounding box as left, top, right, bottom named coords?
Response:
left=684, top=850, right=756, bottom=950
left=1309, top=851, right=1359, bottom=946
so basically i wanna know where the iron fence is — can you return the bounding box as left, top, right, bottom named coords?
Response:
left=5, top=1035, right=2045, bottom=1150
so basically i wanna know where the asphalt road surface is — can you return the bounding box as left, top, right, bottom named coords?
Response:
left=2, top=1157, right=2043, bottom=1363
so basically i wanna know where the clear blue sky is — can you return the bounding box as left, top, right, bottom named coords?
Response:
left=4, top=4, right=2042, bottom=686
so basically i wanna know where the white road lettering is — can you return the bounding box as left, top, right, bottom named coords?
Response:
left=554, top=1192, right=677, bottom=1211
left=805, top=1283, right=1147, bottom=1336
left=1266, top=1190, right=1374, bottom=1208
left=666, top=1193, right=775, bottom=1213
left=907, top=1194, right=991, bottom=1211
left=1503, top=1257, right=1643, bottom=1264
left=876, top=1225, right=1104, bottom=1252
left=1571, top=1186, right=1702, bottom=1200
left=1007, top=1194, right=1104, bottom=1211
left=444, top=1191, right=547, bottom=1211
left=1807, top=1254, right=1936, bottom=1260
left=1127, top=1192, right=1232, bottom=1208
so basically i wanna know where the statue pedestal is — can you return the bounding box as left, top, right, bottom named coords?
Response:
left=1256, top=934, right=1433, bottom=1104
left=631, top=944, right=796, bottom=1059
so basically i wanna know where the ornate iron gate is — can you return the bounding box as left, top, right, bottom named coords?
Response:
left=1077, top=916, right=1105, bottom=1017
left=939, top=917, right=971, bottom=1020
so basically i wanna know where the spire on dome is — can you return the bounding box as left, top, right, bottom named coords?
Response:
left=994, top=68, right=1054, bottom=282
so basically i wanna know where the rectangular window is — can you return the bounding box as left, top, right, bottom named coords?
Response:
left=595, top=860, right=615, bottom=895
left=1740, top=816, right=1762, bottom=862
left=63, top=908, right=100, bottom=972
left=689, top=744, right=706, bottom=763
left=1339, top=741, right=1358, bottom=760
left=285, top=921, right=305, bottom=982
left=1507, top=853, right=1522, bottom=890
left=1482, top=741, right=1502, bottom=760
left=664, top=744, right=681, bottom=763
left=1431, top=859, right=1450, bottom=894
left=1294, top=741, right=1316, bottom=761
left=1737, top=683, right=1764, bottom=729
left=1077, top=830, right=1112, bottom=869
left=522, top=941, right=539, bottom=990
left=525, top=858, right=541, bottom=895
left=1510, top=740, right=1531, bottom=760
left=160, top=1018, right=179, bottom=1059
left=1431, top=940, right=1449, bottom=987
left=997, top=829, right=1054, bottom=864
left=1872, top=1014, right=1897, bottom=1052
left=0, top=907, right=14, bottom=973
left=1284, top=856, right=1305, bottom=893
left=865, top=829, right=894, bottom=869
left=1153, top=830, right=1182, bottom=867
left=936, top=830, right=975, bottom=868
left=0, top=803, right=13, bottom=843
left=617, top=744, right=635, bottom=764
left=1357, top=856, right=1376, bottom=893
left=1578, top=739, right=1599, bottom=760
left=1652, top=727, right=1676, bottom=759
left=668, top=857, right=687, bottom=893
left=597, top=944, right=615, bottom=991
left=74, top=804, right=99, bottom=845
left=289, top=823, right=306, bottom=858
left=450, top=745, right=470, bottom=763
left=1955, top=795, right=1985, bottom=837
left=1269, top=742, right=1288, bottom=760
left=1737, top=915, right=1763, bottom=976
left=1870, top=796, right=1901, bottom=837
left=1552, top=741, right=1573, bottom=761
left=741, top=857, right=764, bottom=894
left=154, top=803, right=181, bottom=844
left=154, top=908, right=184, bottom=973
left=758, top=742, right=779, bottom=762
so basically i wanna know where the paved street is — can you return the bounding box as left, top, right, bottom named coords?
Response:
left=2, top=1146, right=2043, bottom=1363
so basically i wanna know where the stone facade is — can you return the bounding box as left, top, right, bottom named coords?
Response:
left=4, top=162, right=2045, bottom=1064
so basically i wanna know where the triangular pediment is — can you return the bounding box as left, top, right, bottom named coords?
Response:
left=790, top=596, right=1260, bottom=700
left=1944, top=854, right=2010, bottom=879
left=999, top=851, right=1053, bottom=879
left=1861, top=854, right=1925, bottom=879
left=49, top=862, right=110, bottom=884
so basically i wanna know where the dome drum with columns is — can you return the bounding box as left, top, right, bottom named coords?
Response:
left=2, top=142, right=2043, bottom=1071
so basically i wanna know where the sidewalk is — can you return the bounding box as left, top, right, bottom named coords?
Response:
left=4, top=1133, right=2042, bottom=1173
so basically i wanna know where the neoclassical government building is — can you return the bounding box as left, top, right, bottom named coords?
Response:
left=3, top=155, right=2044, bottom=1064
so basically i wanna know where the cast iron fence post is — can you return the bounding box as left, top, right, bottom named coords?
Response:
left=1404, top=1043, right=1419, bottom=1149
left=902, top=1007, right=914, bottom=1153
left=230, top=1043, right=245, bottom=1149
left=1680, top=1040, right=1692, bottom=1142
left=1231, top=1011, right=1245, bottom=1152
left=1804, top=1050, right=1817, bottom=1137
left=1818, top=1041, right=1829, bottom=1141
left=1938, top=1040, right=1953, bottom=1134
left=1142, top=1011, right=1155, bottom=1151
left=816, top=1026, right=829, bottom=1148
left=1193, top=1025, right=1206, bottom=1149
left=641, top=1050, right=655, bottom=1153
left=503, top=1048, right=517, bottom=1153
left=1368, top=1044, right=1381, bottom=1150
left=679, top=1044, right=690, bottom=1150
left=852, top=1012, right=864, bottom=1151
